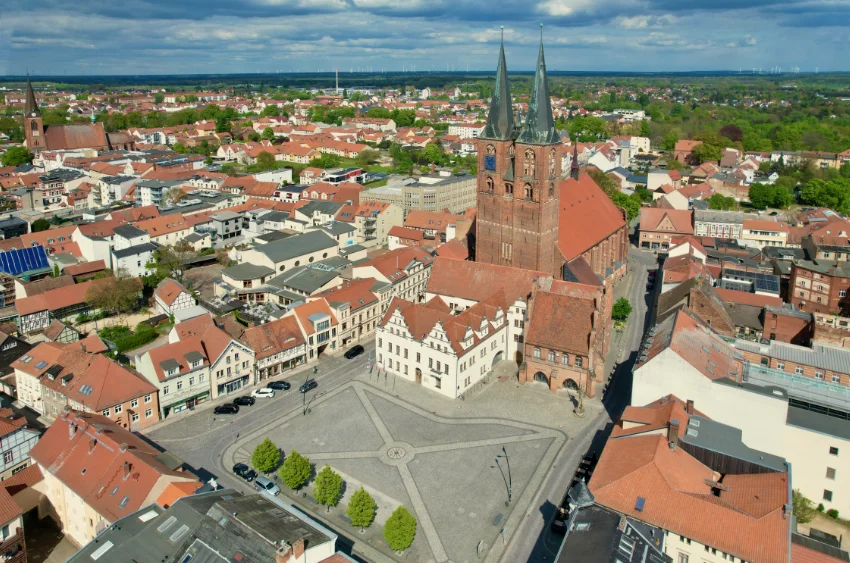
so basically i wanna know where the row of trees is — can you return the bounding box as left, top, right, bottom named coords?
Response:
left=251, top=439, right=417, bottom=551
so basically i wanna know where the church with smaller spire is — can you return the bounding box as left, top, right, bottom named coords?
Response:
left=22, top=77, right=135, bottom=154
left=475, top=28, right=629, bottom=285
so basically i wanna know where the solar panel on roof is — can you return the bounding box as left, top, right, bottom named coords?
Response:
left=0, top=246, right=48, bottom=276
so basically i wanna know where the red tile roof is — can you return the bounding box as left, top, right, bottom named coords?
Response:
left=15, top=278, right=108, bottom=316
left=154, top=278, right=190, bottom=307
left=30, top=410, right=198, bottom=523
left=388, top=226, right=424, bottom=241
left=64, top=260, right=107, bottom=277
left=792, top=542, right=847, bottom=563
left=358, top=246, right=433, bottom=282
left=640, top=208, right=694, bottom=234
left=557, top=172, right=627, bottom=262
left=526, top=289, right=596, bottom=354
left=426, top=258, right=545, bottom=305
left=235, top=316, right=305, bottom=360
left=436, top=239, right=469, bottom=261
left=404, top=210, right=459, bottom=232
left=714, top=288, right=782, bottom=308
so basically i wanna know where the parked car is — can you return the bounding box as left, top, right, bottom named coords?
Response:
left=233, top=396, right=255, bottom=406
left=252, top=388, right=275, bottom=399
left=232, top=463, right=257, bottom=482
left=253, top=476, right=280, bottom=496
left=267, top=380, right=291, bottom=391
left=299, top=379, right=318, bottom=393
left=344, top=345, right=365, bottom=359
left=213, top=404, right=239, bottom=415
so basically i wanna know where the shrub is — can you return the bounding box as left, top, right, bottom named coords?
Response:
left=792, top=489, right=818, bottom=524
left=818, top=503, right=825, bottom=512
left=827, top=508, right=840, bottom=519
left=99, top=323, right=158, bottom=352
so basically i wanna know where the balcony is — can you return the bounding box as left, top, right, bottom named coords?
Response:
left=0, top=530, right=26, bottom=563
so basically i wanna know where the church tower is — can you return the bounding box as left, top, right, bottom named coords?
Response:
left=23, top=76, right=45, bottom=154
left=476, top=26, right=561, bottom=274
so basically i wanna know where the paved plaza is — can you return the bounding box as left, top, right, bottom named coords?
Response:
left=224, top=381, right=564, bottom=563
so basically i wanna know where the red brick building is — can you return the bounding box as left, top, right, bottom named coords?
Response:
left=475, top=40, right=628, bottom=283
left=789, top=260, right=850, bottom=315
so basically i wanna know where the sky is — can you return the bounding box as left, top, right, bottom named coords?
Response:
left=2, top=0, right=850, bottom=76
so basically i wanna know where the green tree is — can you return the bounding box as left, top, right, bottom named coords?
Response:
left=423, top=143, right=444, bottom=165
left=587, top=168, right=619, bottom=198
left=215, top=116, right=231, bottom=133
left=665, top=158, right=684, bottom=171
left=255, top=151, right=276, bottom=171
left=261, top=127, right=275, bottom=141
left=384, top=506, right=416, bottom=552
left=52, top=263, right=61, bottom=278
left=251, top=438, right=281, bottom=473
left=691, top=142, right=723, bottom=164
left=611, top=192, right=640, bottom=222
left=661, top=129, right=681, bottom=151
left=314, top=465, right=343, bottom=512
left=707, top=194, right=737, bottom=210
left=154, top=93, right=164, bottom=104
left=792, top=489, right=818, bottom=524
left=639, top=120, right=651, bottom=138
left=612, top=298, right=633, bottom=321
left=346, top=487, right=377, bottom=531
left=31, top=218, right=51, bottom=232
left=1, top=146, right=34, bottom=167
left=747, top=182, right=773, bottom=209
left=279, top=449, right=312, bottom=490
left=355, top=148, right=379, bottom=168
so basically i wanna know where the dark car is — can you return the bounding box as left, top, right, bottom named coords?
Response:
left=299, top=379, right=318, bottom=393
left=213, top=404, right=239, bottom=415
left=233, top=396, right=255, bottom=406
left=232, top=462, right=257, bottom=482
left=267, top=380, right=291, bottom=391
left=344, top=345, right=365, bottom=359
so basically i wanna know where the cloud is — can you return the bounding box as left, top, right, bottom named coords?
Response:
left=638, top=32, right=715, bottom=50
left=617, top=14, right=677, bottom=28
left=726, top=34, right=758, bottom=47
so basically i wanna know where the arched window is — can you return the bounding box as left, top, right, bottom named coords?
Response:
left=508, top=145, right=515, bottom=158
left=486, top=144, right=496, bottom=156
left=549, top=182, right=555, bottom=198
left=524, top=149, right=535, bottom=177
left=30, top=120, right=38, bottom=131
left=485, top=177, right=494, bottom=192
left=549, top=149, right=556, bottom=177
left=524, top=183, right=534, bottom=199
left=484, top=144, right=496, bottom=171
left=505, top=183, right=513, bottom=195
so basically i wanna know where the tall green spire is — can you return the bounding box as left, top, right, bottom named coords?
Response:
left=517, top=25, right=558, bottom=145
left=24, top=75, right=39, bottom=117
left=481, top=27, right=515, bottom=141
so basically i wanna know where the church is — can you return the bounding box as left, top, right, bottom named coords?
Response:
left=475, top=37, right=629, bottom=284
left=22, top=77, right=135, bottom=154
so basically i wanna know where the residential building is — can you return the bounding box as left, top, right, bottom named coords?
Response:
left=135, top=336, right=213, bottom=418
left=638, top=209, right=694, bottom=251
left=351, top=201, right=402, bottom=246
left=15, top=278, right=107, bottom=334
left=352, top=246, right=434, bottom=307
left=672, top=139, right=702, bottom=164
left=741, top=219, right=789, bottom=249
left=285, top=299, right=340, bottom=360
left=29, top=410, right=199, bottom=547
left=154, top=278, right=195, bottom=317
left=134, top=214, right=192, bottom=247
left=632, top=307, right=850, bottom=513
left=111, top=225, right=157, bottom=278
left=226, top=316, right=307, bottom=381
left=170, top=314, right=256, bottom=399
left=318, top=278, right=384, bottom=347
left=790, top=260, right=850, bottom=315
left=12, top=341, right=159, bottom=430
left=0, top=408, right=40, bottom=479
left=239, top=230, right=339, bottom=274
left=588, top=395, right=791, bottom=563
left=211, top=210, right=243, bottom=242
left=693, top=209, right=760, bottom=239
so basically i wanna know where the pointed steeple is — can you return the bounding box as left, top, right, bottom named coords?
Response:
left=24, top=75, right=39, bottom=117
left=571, top=143, right=580, bottom=180
left=517, top=25, right=558, bottom=145
left=481, top=27, right=515, bottom=141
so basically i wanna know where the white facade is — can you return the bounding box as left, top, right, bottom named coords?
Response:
left=633, top=349, right=850, bottom=512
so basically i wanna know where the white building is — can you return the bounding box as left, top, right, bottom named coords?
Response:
left=632, top=307, right=850, bottom=513
left=447, top=123, right=485, bottom=140
left=111, top=224, right=156, bottom=278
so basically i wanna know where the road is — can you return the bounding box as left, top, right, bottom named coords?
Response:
left=495, top=246, right=657, bottom=563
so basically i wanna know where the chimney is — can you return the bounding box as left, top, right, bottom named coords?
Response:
left=686, top=400, right=694, bottom=415
left=88, top=438, right=97, bottom=454
left=81, top=343, right=87, bottom=354
left=668, top=419, right=680, bottom=450
left=293, top=539, right=305, bottom=559
left=68, top=422, right=77, bottom=440
left=123, top=461, right=131, bottom=478
left=274, top=543, right=293, bottom=563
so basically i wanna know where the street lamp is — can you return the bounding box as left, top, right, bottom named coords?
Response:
left=492, top=446, right=512, bottom=506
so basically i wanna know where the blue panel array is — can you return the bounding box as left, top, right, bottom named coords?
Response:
left=0, top=246, right=49, bottom=276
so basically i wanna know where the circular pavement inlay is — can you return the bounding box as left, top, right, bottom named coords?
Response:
left=378, top=441, right=415, bottom=467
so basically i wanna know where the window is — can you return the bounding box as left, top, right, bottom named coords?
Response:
left=678, top=554, right=689, bottom=563
left=795, top=366, right=804, bottom=375
left=177, top=381, right=183, bottom=390
left=776, top=362, right=784, bottom=369
left=145, top=409, right=153, bottom=418
left=130, top=399, right=138, bottom=408
left=524, top=183, right=533, bottom=199
left=505, top=182, right=513, bottom=195
left=131, top=413, right=139, bottom=423
left=163, top=386, right=169, bottom=395
left=548, top=351, right=555, bottom=362
left=824, top=490, right=833, bottom=502
left=833, top=374, right=841, bottom=384
left=841, top=289, right=847, bottom=297
left=226, top=356, right=231, bottom=364
left=830, top=446, right=839, bottom=455
left=144, top=394, right=152, bottom=403
left=816, top=371, right=825, bottom=380
left=102, top=410, right=109, bottom=416
left=576, top=357, right=583, bottom=368
left=200, top=373, right=205, bottom=383
left=534, top=347, right=541, bottom=359
left=827, top=467, right=836, bottom=480
left=2, top=451, right=12, bottom=464
left=562, top=354, right=569, bottom=365
left=114, top=405, right=122, bottom=414
left=189, top=377, right=194, bottom=386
